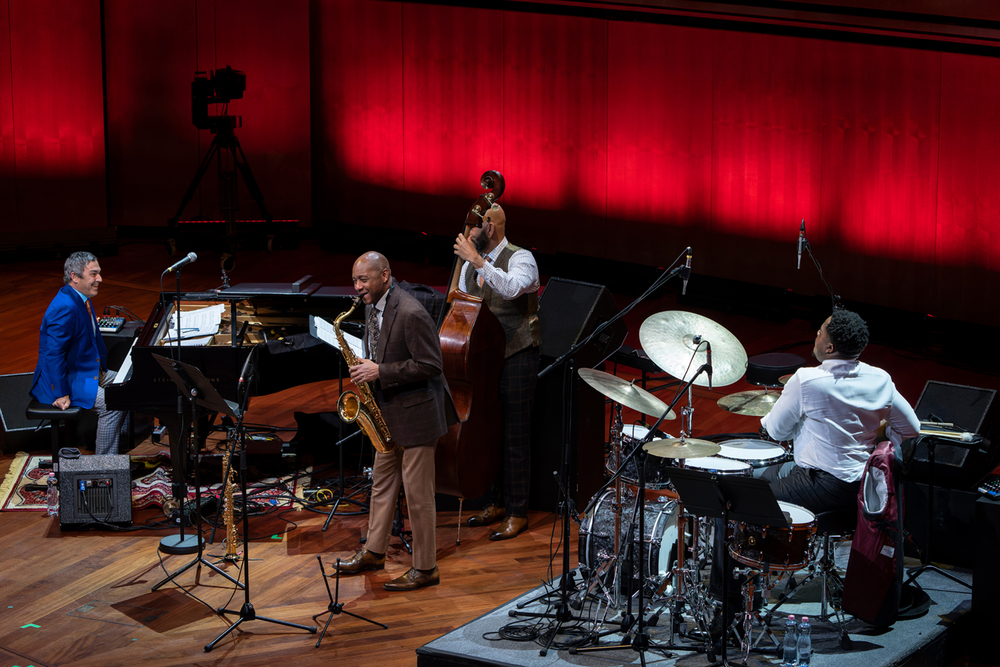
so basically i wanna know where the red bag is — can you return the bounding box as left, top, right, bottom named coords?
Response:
left=842, top=441, right=903, bottom=627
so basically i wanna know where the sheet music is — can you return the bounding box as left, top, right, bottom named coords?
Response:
left=310, top=315, right=365, bottom=359
left=162, top=303, right=225, bottom=343
left=111, top=337, right=140, bottom=384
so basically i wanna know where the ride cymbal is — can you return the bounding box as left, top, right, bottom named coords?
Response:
left=578, top=368, right=676, bottom=419
left=643, top=437, right=721, bottom=460
left=717, top=389, right=781, bottom=416
left=639, top=311, right=748, bottom=387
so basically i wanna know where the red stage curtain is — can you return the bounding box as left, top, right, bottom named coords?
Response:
left=0, top=1, right=16, bottom=230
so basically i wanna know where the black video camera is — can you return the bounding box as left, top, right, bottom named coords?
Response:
left=191, top=65, right=246, bottom=131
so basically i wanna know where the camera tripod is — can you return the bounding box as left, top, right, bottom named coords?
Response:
left=167, top=119, right=274, bottom=271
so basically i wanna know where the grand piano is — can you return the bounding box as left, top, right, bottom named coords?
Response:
left=105, top=279, right=358, bottom=500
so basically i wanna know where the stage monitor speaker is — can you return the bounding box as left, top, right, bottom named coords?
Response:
left=914, top=380, right=996, bottom=437
left=903, top=481, right=977, bottom=568
left=537, top=278, right=627, bottom=367
left=907, top=381, right=999, bottom=490
left=0, top=373, right=50, bottom=455
left=530, top=279, right=626, bottom=511
left=971, top=496, right=1000, bottom=662
left=58, top=454, right=132, bottom=529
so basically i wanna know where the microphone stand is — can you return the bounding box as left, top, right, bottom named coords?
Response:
left=206, top=349, right=317, bottom=650
left=508, top=249, right=692, bottom=658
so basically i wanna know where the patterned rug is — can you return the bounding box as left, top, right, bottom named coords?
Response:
left=1, top=451, right=302, bottom=512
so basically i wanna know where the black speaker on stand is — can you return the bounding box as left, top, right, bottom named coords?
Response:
left=0, top=373, right=51, bottom=455
left=529, top=278, right=627, bottom=511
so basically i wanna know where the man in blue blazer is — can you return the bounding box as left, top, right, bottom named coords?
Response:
left=30, top=251, right=126, bottom=455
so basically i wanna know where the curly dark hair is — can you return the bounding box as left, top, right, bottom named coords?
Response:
left=827, top=309, right=869, bottom=358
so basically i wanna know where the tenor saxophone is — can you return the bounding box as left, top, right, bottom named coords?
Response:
left=334, top=297, right=395, bottom=453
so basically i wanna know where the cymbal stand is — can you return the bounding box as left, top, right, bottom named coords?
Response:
left=572, top=367, right=710, bottom=663
left=206, top=353, right=316, bottom=651
left=311, top=556, right=387, bottom=647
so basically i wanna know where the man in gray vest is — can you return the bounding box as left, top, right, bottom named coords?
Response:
left=454, top=203, right=541, bottom=540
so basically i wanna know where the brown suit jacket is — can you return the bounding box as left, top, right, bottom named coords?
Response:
left=368, top=281, right=457, bottom=447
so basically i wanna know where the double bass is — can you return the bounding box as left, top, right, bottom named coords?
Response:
left=434, top=171, right=507, bottom=501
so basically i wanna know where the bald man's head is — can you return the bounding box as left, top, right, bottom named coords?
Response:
left=352, top=251, right=391, bottom=306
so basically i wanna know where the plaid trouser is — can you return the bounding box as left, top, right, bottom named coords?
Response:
left=94, top=370, right=127, bottom=456
left=497, top=346, right=539, bottom=518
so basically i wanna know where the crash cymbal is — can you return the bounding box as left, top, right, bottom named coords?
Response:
left=643, top=437, right=721, bottom=460
left=639, top=311, right=748, bottom=387
left=717, top=390, right=781, bottom=416
left=578, top=368, right=676, bottom=419
left=778, top=374, right=793, bottom=385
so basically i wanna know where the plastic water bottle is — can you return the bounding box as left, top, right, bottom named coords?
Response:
left=46, top=473, right=59, bottom=516
left=782, top=614, right=798, bottom=666
left=797, top=616, right=812, bottom=667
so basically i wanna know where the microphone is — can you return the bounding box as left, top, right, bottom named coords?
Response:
left=797, top=220, right=805, bottom=270
left=164, top=252, right=198, bottom=274
left=681, top=247, right=692, bottom=296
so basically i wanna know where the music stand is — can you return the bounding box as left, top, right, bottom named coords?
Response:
left=151, top=355, right=242, bottom=591
left=666, top=467, right=788, bottom=667
left=311, top=556, right=387, bottom=648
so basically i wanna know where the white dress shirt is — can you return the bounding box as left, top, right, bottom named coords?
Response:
left=458, top=237, right=540, bottom=300
left=760, top=358, right=920, bottom=483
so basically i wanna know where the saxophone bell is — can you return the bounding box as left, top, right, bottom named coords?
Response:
left=338, top=391, right=361, bottom=423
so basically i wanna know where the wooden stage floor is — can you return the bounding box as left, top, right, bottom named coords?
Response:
left=0, top=240, right=994, bottom=666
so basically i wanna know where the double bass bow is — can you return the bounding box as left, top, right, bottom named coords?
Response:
left=434, top=171, right=507, bottom=502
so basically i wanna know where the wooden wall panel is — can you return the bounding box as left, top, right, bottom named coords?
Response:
left=401, top=3, right=505, bottom=237
left=709, top=31, right=826, bottom=290
left=935, top=52, right=1000, bottom=322
left=0, top=1, right=16, bottom=231
left=502, top=12, right=608, bottom=258
left=313, top=0, right=403, bottom=229
left=606, top=21, right=714, bottom=268
left=106, top=0, right=309, bottom=229
left=8, top=0, right=106, bottom=232
left=105, top=1, right=197, bottom=228
left=819, top=42, right=940, bottom=314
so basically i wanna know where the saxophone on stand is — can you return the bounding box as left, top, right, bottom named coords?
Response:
left=221, top=446, right=240, bottom=561
left=333, top=296, right=395, bottom=453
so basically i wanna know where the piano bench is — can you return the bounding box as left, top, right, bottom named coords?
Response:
left=25, top=400, right=84, bottom=474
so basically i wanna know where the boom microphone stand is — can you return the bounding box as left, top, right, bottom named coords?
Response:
left=206, top=348, right=316, bottom=650
left=508, top=248, right=693, bottom=658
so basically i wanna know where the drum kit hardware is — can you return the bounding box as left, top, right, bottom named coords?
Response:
left=571, top=309, right=821, bottom=662
left=717, top=389, right=782, bottom=416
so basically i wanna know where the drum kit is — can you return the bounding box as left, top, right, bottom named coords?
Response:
left=574, top=310, right=818, bottom=659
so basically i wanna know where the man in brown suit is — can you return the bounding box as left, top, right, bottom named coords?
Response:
left=335, top=252, right=457, bottom=590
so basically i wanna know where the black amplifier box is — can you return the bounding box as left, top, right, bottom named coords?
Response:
left=58, top=454, right=132, bottom=529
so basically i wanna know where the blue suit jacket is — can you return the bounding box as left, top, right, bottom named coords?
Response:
left=30, top=284, right=107, bottom=409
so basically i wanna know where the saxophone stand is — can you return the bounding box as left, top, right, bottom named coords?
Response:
left=206, top=350, right=316, bottom=651
left=150, top=356, right=243, bottom=591
left=312, top=555, right=388, bottom=647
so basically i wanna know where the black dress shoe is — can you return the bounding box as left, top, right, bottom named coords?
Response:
left=335, top=549, right=385, bottom=573
left=467, top=503, right=503, bottom=527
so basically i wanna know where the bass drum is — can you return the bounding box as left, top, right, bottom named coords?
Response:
left=579, top=488, right=678, bottom=600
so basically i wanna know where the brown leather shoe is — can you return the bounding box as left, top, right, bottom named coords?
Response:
left=334, top=549, right=385, bottom=574
left=466, top=503, right=503, bottom=527
left=489, top=516, right=528, bottom=541
left=383, top=566, right=440, bottom=591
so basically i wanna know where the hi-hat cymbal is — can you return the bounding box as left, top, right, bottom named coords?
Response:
left=643, top=437, right=721, bottom=459
left=578, top=368, right=676, bottom=420
left=639, top=311, right=748, bottom=387
left=717, top=390, right=781, bottom=416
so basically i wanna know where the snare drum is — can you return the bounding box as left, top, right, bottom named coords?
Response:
left=579, top=488, right=678, bottom=600
left=716, top=439, right=789, bottom=468
left=728, top=501, right=816, bottom=572
left=607, top=424, right=674, bottom=490
left=683, top=457, right=752, bottom=476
